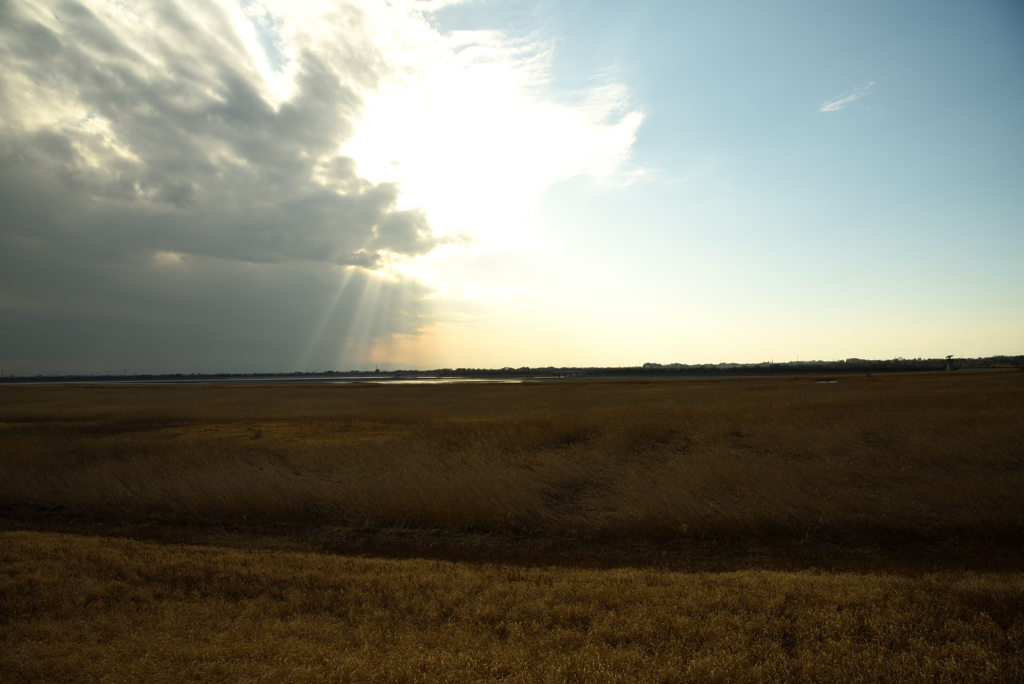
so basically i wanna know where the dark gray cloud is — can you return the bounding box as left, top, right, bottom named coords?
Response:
left=0, top=0, right=438, bottom=373
left=0, top=237, right=431, bottom=373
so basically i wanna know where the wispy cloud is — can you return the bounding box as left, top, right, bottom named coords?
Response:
left=820, top=82, right=874, bottom=112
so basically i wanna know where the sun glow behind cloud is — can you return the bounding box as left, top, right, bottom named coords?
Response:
left=228, top=0, right=646, bottom=366
left=327, top=3, right=646, bottom=366
left=340, top=18, right=644, bottom=252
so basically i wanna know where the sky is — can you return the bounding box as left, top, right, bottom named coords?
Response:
left=1, top=0, right=1022, bottom=374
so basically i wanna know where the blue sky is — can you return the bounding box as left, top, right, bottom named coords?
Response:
left=414, top=0, right=1024, bottom=366
left=0, top=0, right=1021, bottom=373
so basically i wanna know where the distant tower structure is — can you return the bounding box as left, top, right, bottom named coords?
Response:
left=945, top=355, right=954, bottom=372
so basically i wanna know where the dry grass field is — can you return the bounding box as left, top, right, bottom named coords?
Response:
left=1, top=371, right=1022, bottom=543
left=2, top=371, right=1023, bottom=681
left=3, top=530, right=1022, bottom=683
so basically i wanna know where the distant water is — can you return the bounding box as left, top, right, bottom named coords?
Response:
left=334, top=377, right=525, bottom=385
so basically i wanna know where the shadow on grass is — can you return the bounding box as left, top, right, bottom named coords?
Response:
left=4, top=509, right=1023, bottom=576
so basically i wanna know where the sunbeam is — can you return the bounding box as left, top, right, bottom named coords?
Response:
left=294, top=266, right=356, bottom=371
left=334, top=269, right=387, bottom=370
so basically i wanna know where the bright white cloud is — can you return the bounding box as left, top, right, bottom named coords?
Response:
left=821, top=81, right=874, bottom=112
left=341, top=21, right=645, bottom=251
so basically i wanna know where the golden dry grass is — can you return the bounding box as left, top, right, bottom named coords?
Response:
left=1, top=371, right=1022, bottom=543
left=2, top=530, right=1022, bottom=683
left=2, top=373, right=1023, bottom=681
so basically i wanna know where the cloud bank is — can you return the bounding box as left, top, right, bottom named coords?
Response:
left=0, top=0, right=438, bottom=268
left=0, top=0, right=642, bottom=373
